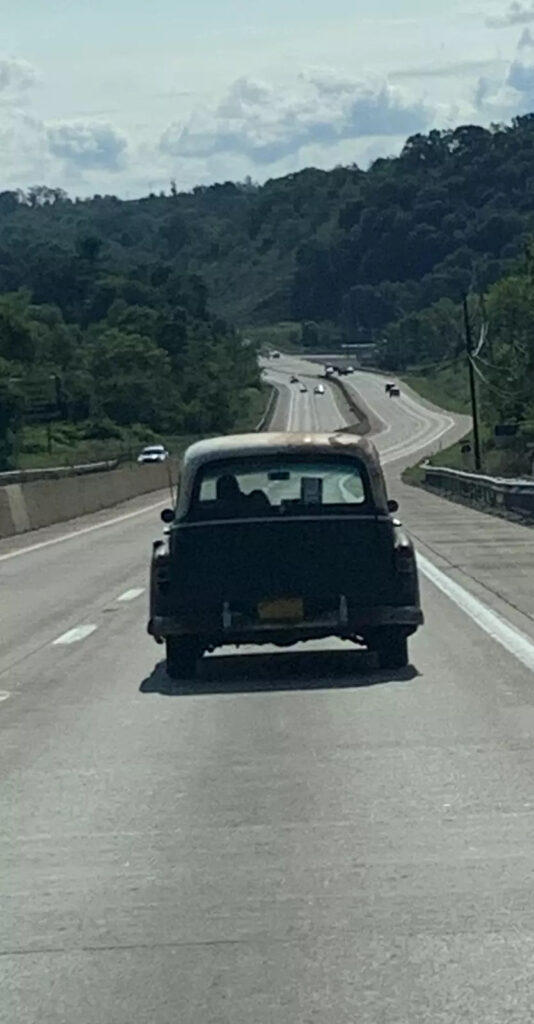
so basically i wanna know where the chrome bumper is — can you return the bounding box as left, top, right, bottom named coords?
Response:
left=149, top=604, right=424, bottom=640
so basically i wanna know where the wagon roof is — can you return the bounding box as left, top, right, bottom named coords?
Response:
left=181, top=431, right=382, bottom=475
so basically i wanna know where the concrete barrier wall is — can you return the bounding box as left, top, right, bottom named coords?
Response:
left=328, top=376, right=371, bottom=435
left=423, top=464, right=534, bottom=521
left=0, top=488, right=15, bottom=538
left=0, top=461, right=176, bottom=539
left=255, top=386, right=279, bottom=431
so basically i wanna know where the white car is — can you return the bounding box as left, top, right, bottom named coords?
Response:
left=314, top=384, right=325, bottom=395
left=137, top=444, right=169, bottom=464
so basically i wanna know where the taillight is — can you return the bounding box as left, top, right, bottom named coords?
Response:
left=395, top=545, right=415, bottom=574
left=153, top=547, right=171, bottom=595
left=157, top=561, right=171, bottom=594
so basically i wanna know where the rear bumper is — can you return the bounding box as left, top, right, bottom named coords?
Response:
left=148, top=605, right=424, bottom=644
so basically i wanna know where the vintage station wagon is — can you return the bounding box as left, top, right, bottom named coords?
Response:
left=148, top=432, right=423, bottom=678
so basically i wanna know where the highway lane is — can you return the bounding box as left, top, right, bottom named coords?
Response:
left=331, top=364, right=534, bottom=647
left=0, top=381, right=298, bottom=676
left=271, top=354, right=465, bottom=463
left=3, top=358, right=534, bottom=1023
left=263, top=366, right=347, bottom=435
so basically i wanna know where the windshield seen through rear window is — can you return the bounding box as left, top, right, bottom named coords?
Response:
left=191, top=455, right=369, bottom=518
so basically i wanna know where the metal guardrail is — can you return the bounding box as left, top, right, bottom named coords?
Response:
left=0, top=459, right=125, bottom=486
left=0, top=455, right=135, bottom=486
left=423, top=465, right=534, bottom=519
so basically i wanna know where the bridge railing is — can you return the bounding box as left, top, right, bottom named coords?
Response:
left=423, top=464, right=534, bottom=518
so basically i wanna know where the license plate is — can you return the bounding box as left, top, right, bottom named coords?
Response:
left=258, top=598, right=304, bottom=622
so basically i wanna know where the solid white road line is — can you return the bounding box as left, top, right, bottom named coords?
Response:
left=418, top=553, right=534, bottom=673
left=52, top=625, right=98, bottom=646
left=0, top=691, right=10, bottom=703
left=0, top=498, right=165, bottom=564
left=117, top=588, right=145, bottom=602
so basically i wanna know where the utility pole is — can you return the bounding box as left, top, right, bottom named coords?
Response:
left=50, top=373, right=63, bottom=416
left=463, top=294, right=482, bottom=472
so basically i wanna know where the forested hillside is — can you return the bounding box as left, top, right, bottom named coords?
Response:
left=2, top=114, right=534, bottom=468
left=0, top=226, right=259, bottom=468
left=2, top=116, right=534, bottom=335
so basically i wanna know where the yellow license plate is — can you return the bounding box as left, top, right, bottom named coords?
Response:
left=258, top=598, right=304, bottom=622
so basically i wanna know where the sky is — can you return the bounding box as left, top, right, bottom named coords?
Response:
left=2, top=0, right=534, bottom=197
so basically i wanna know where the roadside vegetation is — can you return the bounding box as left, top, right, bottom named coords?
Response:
left=397, top=249, right=534, bottom=477
left=243, top=322, right=303, bottom=352
left=9, top=384, right=270, bottom=470
left=401, top=361, right=470, bottom=416
left=0, top=239, right=264, bottom=468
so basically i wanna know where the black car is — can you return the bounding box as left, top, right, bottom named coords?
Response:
left=148, top=433, right=423, bottom=678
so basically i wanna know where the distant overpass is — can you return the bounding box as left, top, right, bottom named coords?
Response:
left=302, top=343, right=379, bottom=367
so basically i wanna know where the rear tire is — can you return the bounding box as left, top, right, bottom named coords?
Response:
left=374, top=630, right=409, bottom=670
left=166, top=637, right=202, bottom=679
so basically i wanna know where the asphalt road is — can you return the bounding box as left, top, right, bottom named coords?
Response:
left=3, top=357, right=534, bottom=1023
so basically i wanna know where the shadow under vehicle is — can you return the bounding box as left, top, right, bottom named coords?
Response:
left=140, top=650, right=419, bottom=697
left=148, top=433, right=424, bottom=679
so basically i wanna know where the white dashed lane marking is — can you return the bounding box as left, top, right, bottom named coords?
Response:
left=117, top=588, right=145, bottom=602
left=52, top=625, right=98, bottom=646
left=0, top=691, right=10, bottom=703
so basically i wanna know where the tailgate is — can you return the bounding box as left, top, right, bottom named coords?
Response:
left=171, top=518, right=395, bottom=612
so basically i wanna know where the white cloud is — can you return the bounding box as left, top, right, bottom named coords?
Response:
left=518, top=26, right=534, bottom=45
left=392, top=59, right=507, bottom=81
left=487, top=2, right=534, bottom=28
left=159, top=72, right=432, bottom=165
left=0, top=56, right=38, bottom=98
left=2, top=21, right=534, bottom=200
left=0, top=113, right=54, bottom=189
left=46, top=122, right=128, bottom=171
left=475, top=28, right=534, bottom=113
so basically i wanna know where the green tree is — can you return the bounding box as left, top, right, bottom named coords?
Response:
left=0, top=362, right=23, bottom=469
left=90, top=330, right=176, bottom=428
left=481, top=272, right=534, bottom=423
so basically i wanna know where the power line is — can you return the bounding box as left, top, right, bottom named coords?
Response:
left=469, top=357, right=519, bottom=399
left=472, top=352, right=518, bottom=382
left=473, top=320, right=488, bottom=358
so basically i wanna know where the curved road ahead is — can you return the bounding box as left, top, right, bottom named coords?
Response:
left=3, top=357, right=534, bottom=1023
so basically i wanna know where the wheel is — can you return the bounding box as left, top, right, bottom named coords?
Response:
left=166, top=636, right=202, bottom=679
left=374, top=630, right=409, bottom=670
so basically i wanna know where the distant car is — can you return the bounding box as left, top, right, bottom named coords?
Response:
left=290, top=375, right=299, bottom=383
left=314, top=384, right=325, bottom=395
left=138, top=445, right=169, bottom=464
left=389, top=386, right=400, bottom=397
left=271, top=350, right=281, bottom=359
left=346, top=366, right=354, bottom=374
left=385, top=382, right=395, bottom=393
left=300, top=384, right=308, bottom=393
left=324, top=366, right=335, bottom=377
